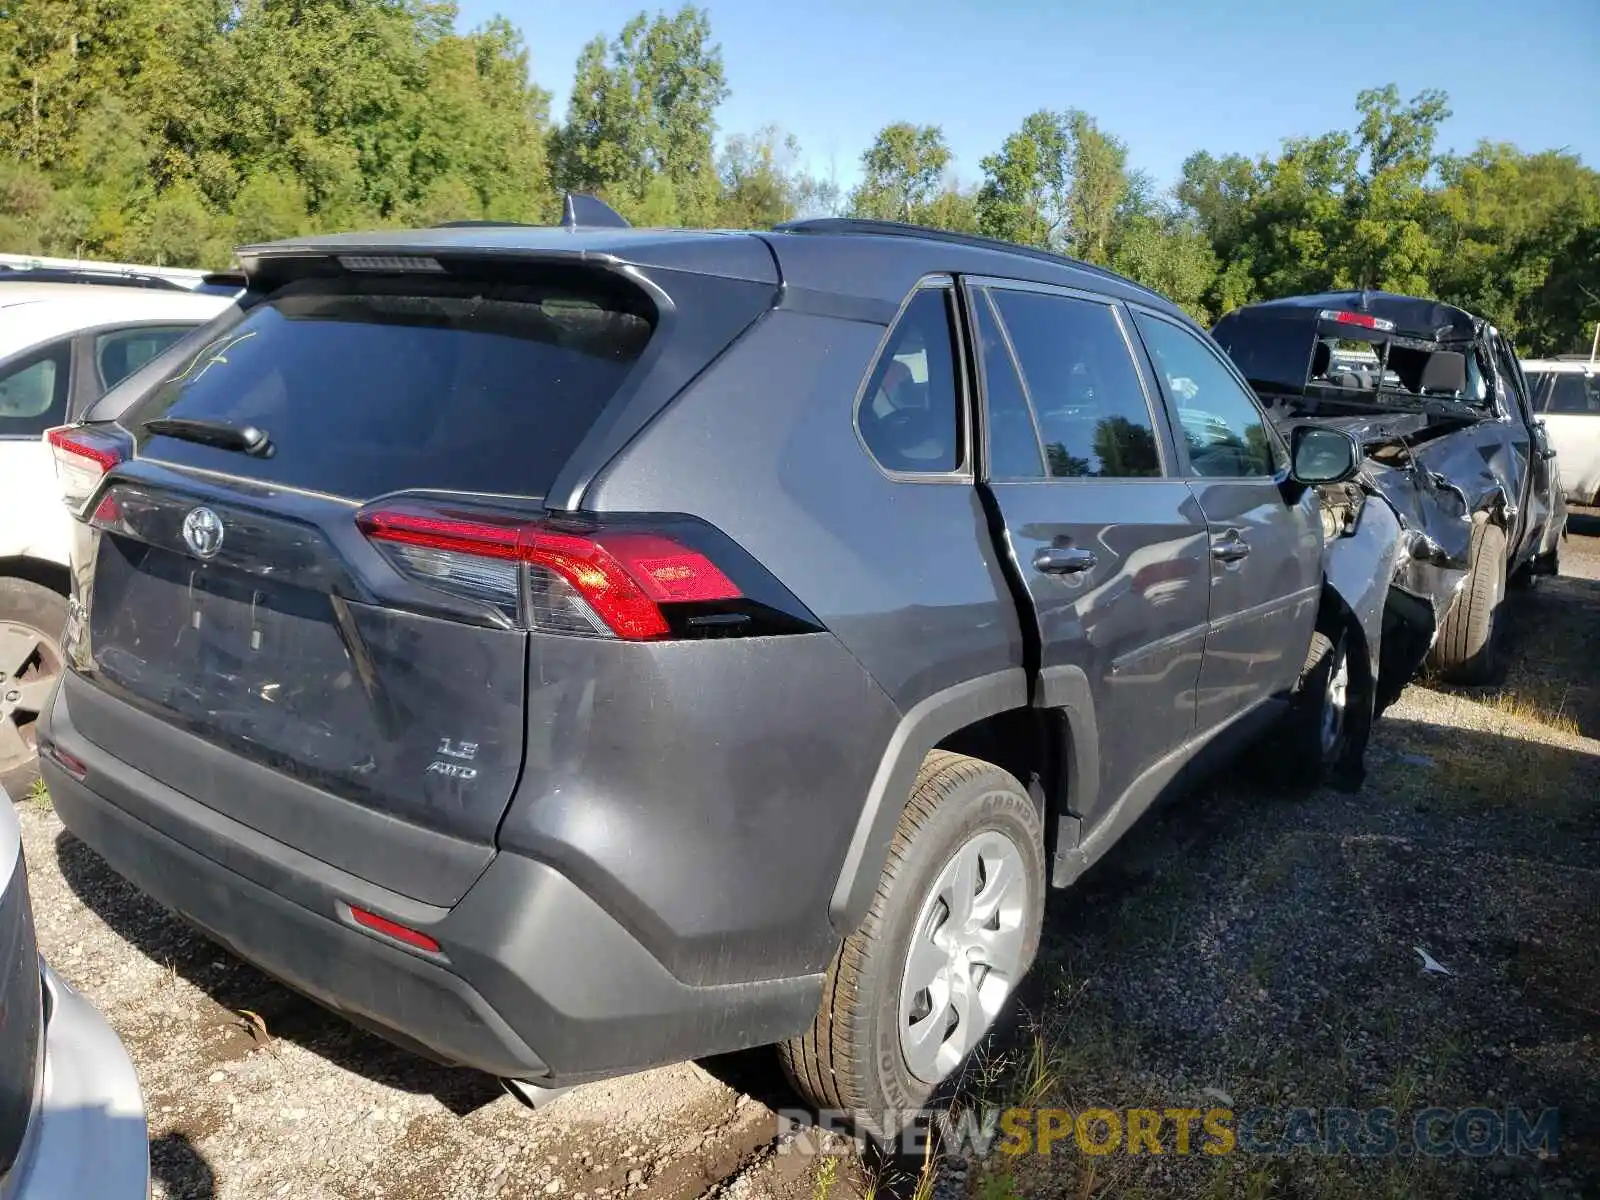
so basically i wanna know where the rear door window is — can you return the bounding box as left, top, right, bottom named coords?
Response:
left=0, top=340, right=71, bottom=437
left=124, top=273, right=655, bottom=500
left=1545, top=373, right=1600, bottom=414
left=95, top=325, right=194, bottom=390
left=989, top=289, right=1162, bottom=478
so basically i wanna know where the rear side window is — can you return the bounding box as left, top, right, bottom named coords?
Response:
left=1545, top=373, right=1600, bottom=414
left=859, top=287, right=964, bottom=474
left=95, top=325, right=193, bottom=390
left=989, top=290, right=1161, bottom=478
left=125, top=273, right=654, bottom=500
left=0, top=340, right=70, bottom=437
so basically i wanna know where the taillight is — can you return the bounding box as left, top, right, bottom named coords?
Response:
left=1320, top=309, right=1396, bottom=333
left=355, top=502, right=742, bottom=641
left=46, top=426, right=127, bottom=514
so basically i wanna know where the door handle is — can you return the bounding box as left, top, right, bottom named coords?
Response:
left=1211, top=534, right=1251, bottom=563
left=1034, top=546, right=1098, bottom=575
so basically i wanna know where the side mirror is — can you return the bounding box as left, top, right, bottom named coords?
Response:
left=1289, top=424, right=1363, bottom=485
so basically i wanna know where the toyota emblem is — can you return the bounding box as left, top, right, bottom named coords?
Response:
left=182, top=506, right=225, bottom=559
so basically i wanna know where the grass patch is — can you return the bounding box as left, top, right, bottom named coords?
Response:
left=1479, top=689, right=1583, bottom=736
left=1427, top=732, right=1583, bottom=817
left=25, top=778, right=51, bottom=813
left=1382, top=708, right=1593, bottom=821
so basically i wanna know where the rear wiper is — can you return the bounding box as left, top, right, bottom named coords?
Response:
left=142, top=416, right=274, bottom=458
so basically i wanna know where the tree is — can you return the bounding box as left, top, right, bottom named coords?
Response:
left=1064, top=110, right=1128, bottom=264
left=1110, top=212, right=1220, bottom=322
left=716, top=126, right=836, bottom=227
left=1175, top=150, right=1256, bottom=254
left=848, top=123, right=952, bottom=221
left=553, top=5, right=727, bottom=226
left=977, top=109, right=1071, bottom=249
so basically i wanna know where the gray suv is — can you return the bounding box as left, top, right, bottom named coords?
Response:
left=37, top=208, right=1366, bottom=1137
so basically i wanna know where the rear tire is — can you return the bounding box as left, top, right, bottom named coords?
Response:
left=1428, top=521, right=1507, bottom=684
left=779, top=751, right=1045, bottom=1142
left=0, top=579, right=69, bottom=799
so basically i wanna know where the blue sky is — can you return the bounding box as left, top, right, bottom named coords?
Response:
left=456, top=0, right=1600, bottom=194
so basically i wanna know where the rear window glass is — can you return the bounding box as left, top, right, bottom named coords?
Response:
left=124, top=274, right=654, bottom=499
left=1211, top=312, right=1314, bottom=394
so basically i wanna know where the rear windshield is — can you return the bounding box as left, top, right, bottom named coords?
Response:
left=124, top=272, right=654, bottom=499
left=1213, top=311, right=1488, bottom=408
left=1211, top=311, right=1314, bottom=394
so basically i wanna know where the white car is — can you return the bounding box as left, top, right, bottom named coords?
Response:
left=1521, top=357, right=1600, bottom=506
left=0, top=284, right=234, bottom=793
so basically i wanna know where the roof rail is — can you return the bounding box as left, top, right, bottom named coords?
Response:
left=562, top=193, right=631, bottom=231
left=772, top=217, right=1164, bottom=301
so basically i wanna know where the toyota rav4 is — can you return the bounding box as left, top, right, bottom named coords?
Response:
left=39, top=204, right=1377, bottom=1137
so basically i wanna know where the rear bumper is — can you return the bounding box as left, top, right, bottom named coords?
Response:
left=40, top=685, right=823, bottom=1085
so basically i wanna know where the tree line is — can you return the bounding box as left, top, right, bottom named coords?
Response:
left=2, top=1, right=1595, bottom=352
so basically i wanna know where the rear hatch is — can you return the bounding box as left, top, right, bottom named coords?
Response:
left=53, top=246, right=778, bottom=905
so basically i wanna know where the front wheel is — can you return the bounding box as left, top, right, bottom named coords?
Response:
left=1428, top=521, right=1508, bottom=684
left=1274, top=612, right=1370, bottom=793
left=780, top=752, right=1045, bottom=1142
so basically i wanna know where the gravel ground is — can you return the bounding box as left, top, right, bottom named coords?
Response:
left=16, top=512, right=1600, bottom=1200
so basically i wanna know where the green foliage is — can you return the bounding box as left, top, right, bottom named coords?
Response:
left=848, top=122, right=953, bottom=222
left=977, top=109, right=1071, bottom=249
left=0, top=3, right=1593, bottom=352
left=552, top=5, right=727, bottom=226
left=0, top=0, right=554, bottom=264
left=716, top=125, right=837, bottom=227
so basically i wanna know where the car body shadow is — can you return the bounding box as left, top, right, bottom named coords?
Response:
left=53, top=831, right=503, bottom=1116
left=1564, top=510, right=1600, bottom=538
left=150, top=1131, right=215, bottom=1200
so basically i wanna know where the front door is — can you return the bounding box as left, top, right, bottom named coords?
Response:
left=970, top=281, right=1210, bottom=831
left=1127, top=309, right=1323, bottom=734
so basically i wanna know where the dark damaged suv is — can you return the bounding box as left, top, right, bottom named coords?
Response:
left=40, top=206, right=1375, bottom=1136
left=1213, top=292, right=1565, bottom=685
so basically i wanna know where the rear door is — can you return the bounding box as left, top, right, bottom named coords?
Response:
left=0, top=336, right=74, bottom=565
left=1128, top=307, right=1322, bottom=733
left=1536, top=370, right=1600, bottom=503
left=970, top=279, right=1209, bottom=829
